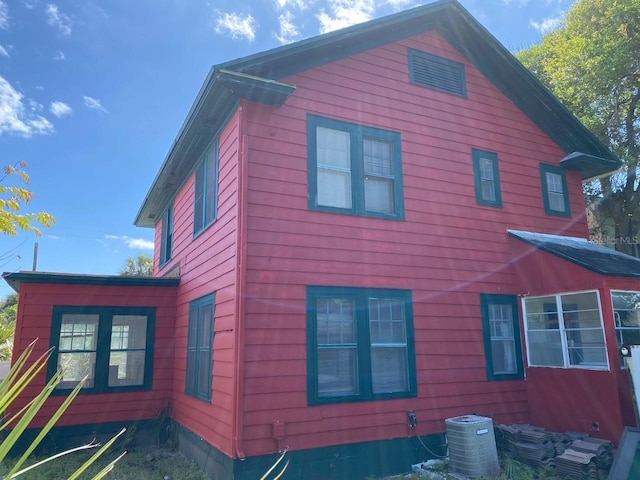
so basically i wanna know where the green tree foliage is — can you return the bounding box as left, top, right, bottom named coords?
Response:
left=0, top=161, right=55, bottom=236
left=119, top=254, right=153, bottom=277
left=517, top=0, right=640, bottom=255
left=0, top=294, right=18, bottom=361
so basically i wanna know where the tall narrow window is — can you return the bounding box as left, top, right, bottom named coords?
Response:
left=57, top=314, right=99, bottom=389
left=308, top=115, right=404, bottom=219
left=472, top=149, right=502, bottom=207
left=194, top=141, right=219, bottom=235
left=540, top=164, right=570, bottom=217
left=480, top=294, right=523, bottom=380
left=186, top=294, right=215, bottom=401
left=160, top=203, right=173, bottom=266
left=307, top=286, right=416, bottom=405
left=109, top=315, right=148, bottom=387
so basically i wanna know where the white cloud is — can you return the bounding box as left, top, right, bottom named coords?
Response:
left=530, top=15, right=563, bottom=34
left=0, top=45, right=9, bottom=57
left=50, top=101, right=72, bottom=118
left=0, top=1, right=8, bottom=30
left=386, top=0, right=418, bottom=9
left=83, top=95, right=107, bottom=112
left=45, top=4, right=71, bottom=35
left=28, top=99, right=43, bottom=112
left=317, top=0, right=375, bottom=34
left=105, top=235, right=154, bottom=251
left=275, top=0, right=308, bottom=10
left=275, top=11, right=300, bottom=44
left=214, top=12, right=257, bottom=41
left=53, top=50, right=65, bottom=61
left=0, top=76, right=54, bottom=137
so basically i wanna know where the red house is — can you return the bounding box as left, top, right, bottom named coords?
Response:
left=6, top=1, right=640, bottom=478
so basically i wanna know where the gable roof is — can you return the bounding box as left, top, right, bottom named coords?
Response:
left=508, top=230, right=640, bottom=278
left=134, top=0, right=621, bottom=228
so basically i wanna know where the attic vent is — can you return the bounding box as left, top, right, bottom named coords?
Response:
left=408, top=49, right=466, bottom=97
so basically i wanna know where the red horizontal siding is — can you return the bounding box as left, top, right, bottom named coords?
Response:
left=236, top=29, right=591, bottom=456
left=11, top=282, right=177, bottom=429
left=159, top=110, right=242, bottom=457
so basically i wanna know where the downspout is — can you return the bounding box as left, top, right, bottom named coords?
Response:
left=233, top=100, right=249, bottom=460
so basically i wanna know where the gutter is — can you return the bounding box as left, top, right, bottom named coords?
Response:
left=232, top=101, right=249, bottom=459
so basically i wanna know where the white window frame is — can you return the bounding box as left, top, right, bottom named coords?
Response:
left=611, top=290, right=640, bottom=368
left=522, top=289, right=609, bottom=370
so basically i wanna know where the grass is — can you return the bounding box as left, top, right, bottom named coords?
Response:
left=0, top=447, right=209, bottom=480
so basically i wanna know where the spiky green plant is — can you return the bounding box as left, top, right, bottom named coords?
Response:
left=0, top=340, right=124, bottom=479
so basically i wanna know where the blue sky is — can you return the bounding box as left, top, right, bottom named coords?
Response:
left=0, top=0, right=574, bottom=298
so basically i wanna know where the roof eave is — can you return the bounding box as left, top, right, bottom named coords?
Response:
left=134, top=71, right=295, bottom=228
left=432, top=6, right=620, bottom=166
left=560, top=152, right=623, bottom=181
left=2, top=271, right=181, bottom=293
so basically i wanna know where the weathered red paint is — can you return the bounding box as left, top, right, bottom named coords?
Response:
left=234, top=31, right=588, bottom=456
left=12, top=27, right=636, bottom=464
left=509, top=240, right=640, bottom=442
left=11, top=282, right=177, bottom=428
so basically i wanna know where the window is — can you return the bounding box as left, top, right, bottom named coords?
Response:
left=523, top=291, right=607, bottom=369
left=611, top=291, right=640, bottom=367
left=49, top=306, right=155, bottom=393
left=480, top=294, right=523, bottom=380
left=194, top=140, right=219, bottom=235
left=472, top=150, right=502, bottom=207
left=408, top=49, right=467, bottom=97
left=160, top=202, right=173, bottom=266
left=308, top=115, right=404, bottom=219
left=186, top=294, right=215, bottom=401
left=540, top=164, right=570, bottom=217
left=306, top=286, right=416, bottom=404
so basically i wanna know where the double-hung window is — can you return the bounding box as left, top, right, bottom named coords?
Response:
left=540, top=164, right=570, bottom=217
left=49, top=306, right=155, bottom=393
left=472, top=150, right=502, bottom=207
left=523, top=291, right=607, bottom=369
left=611, top=290, right=640, bottom=367
left=160, top=202, right=173, bottom=267
left=307, top=286, right=416, bottom=404
left=308, top=115, right=404, bottom=219
left=480, top=294, right=523, bottom=380
left=186, top=294, right=215, bottom=401
left=194, top=140, right=219, bottom=236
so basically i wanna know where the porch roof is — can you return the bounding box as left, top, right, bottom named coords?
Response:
left=508, top=230, right=640, bottom=278
left=2, top=271, right=180, bottom=293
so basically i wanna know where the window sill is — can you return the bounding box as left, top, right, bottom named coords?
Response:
left=193, top=217, right=218, bottom=240
left=310, top=205, right=405, bottom=221
left=52, top=384, right=152, bottom=396
left=309, top=390, right=416, bottom=406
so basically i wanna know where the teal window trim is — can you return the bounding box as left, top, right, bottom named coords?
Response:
left=186, top=293, right=215, bottom=402
left=540, top=163, right=571, bottom=217
left=472, top=149, right=502, bottom=207
left=193, top=140, right=219, bottom=237
left=408, top=48, right=467, bottom=98
left=480, top=294, right=524, bottom=381
left=160, top=202, right=173, bottom=268
left=307, top=115, right=405, bottom=220
left=306, top=286, right=417, bottom=405
left=48, top=306, right=156, bottom=395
